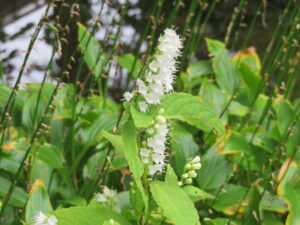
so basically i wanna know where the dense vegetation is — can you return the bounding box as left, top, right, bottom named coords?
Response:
left=0, top=0, right=300, bottom=225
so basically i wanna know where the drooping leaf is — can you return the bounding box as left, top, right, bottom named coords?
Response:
left=0, top=177, right=27, bottom=208
left=25, top=179, right=53, bottom=222
left=78, top=23, right=106, bottom=77
left=101, top=131, right=125, bottom=154
left=212, top=184, right=248, bottom=216
left=170, top=122, right=199, bottom=174
left=122, top=120, right=148, bottom=210
left=161, top=93, right=225, bottom=140
left=197, top=147, right=232, bottom=190
left=35, top=143, right=65, bottom=169
left=50, top=205, right=131, bottom=225
left=150, top=181, right=200, bottom=225
left=205, top=38, right=239, bottom=95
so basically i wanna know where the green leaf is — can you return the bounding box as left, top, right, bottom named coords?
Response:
left=150, top=181, right=200, bottom=225
left=205, top=38, right=225, bottom=55
left=0, top=84, right=11, bottom=108
left=182, top=186, right=214, bottom=202
left=82, top=113, right=118, bottom=150
left=130, top=103, right=153, bottom=128
left=162, top=93, right=225, bottom=140
left=101, top=131, right=125, bottom=154
left=36, top=143, right=65, bottom=169
left=212, top=184, right=248, bottom=214
left=204, top=218, right=230, bottom=225
left=78, top=23, right=105, bottom=77
left=274, top=97, right=296, bottom=137
left=102, top=219, right=120, bottom=225
left=165, top=164, right=178, bottom=185
left=170, top=122, right=199, bottom=174
left=197, top=147, right=232, bottom=190
left=205, top=38, right=239, bottom=94
left=0, top=177, right=27, bottom=208
left=235, top=61, right=261, bottom=99
left=25, top=179, right=53, bottom=222
left=118, top=53, right=142, bottom=78
left=51, top=205, right=131, bottom=225
left=277, top=161, right=300, bottom=225
left=122, top=120, right=148, bottom=210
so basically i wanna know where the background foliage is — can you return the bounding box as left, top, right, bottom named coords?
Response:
left=0, top=0, right=300, bottom=224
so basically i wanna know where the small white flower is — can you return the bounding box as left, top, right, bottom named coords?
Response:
left=138, top=101, right=148, bottom=112
left=103, top=187, right=117, bottom=198
left=192, top=156, right=201, bottom=163
left=47, top=216, right=58, bottom=225
left=95, top=193, right=107, bottom=203
left=123, top=92, right=133, bottom=102
left=34, top=212, right=47, bottom=225
left=140, top=148, right=150, bottom=157
left=136, top=79, right=148, bottom=96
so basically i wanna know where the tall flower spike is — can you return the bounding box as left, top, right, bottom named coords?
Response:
left=136, top=28, right=182, bottom=112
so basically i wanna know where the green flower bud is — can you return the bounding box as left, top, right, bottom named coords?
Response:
left=156, top=115, right=166, bottom=124
left=192, top=163, right=201, bottom=170
left=184, top=178, right=193, bottom=184
left=188, top=170, right=197, bottom=178
left=184, top=163, right=192, bottom=170
left=181, top=173, right=189, bottom=179
left=177, top=181, right=183, bottom=186
left=159, top=108, right=165, bottom=114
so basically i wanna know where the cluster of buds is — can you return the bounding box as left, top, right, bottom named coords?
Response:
left=33, top=212, right=57, bottom=225
left=95, top=187, right=120, bottom=212
left=178, top=156, right=201, bottom=186
left=140, top=109, right=169, bottom=175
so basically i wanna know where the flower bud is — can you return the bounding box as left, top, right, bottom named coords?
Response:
left=181, top=173, right=189, bottom=179
left=154, top=124, right=160, bottom=129
left=184, top=178, right=193, bottom=184
left=156, top=115, right=166, bottom=124
left=159, top=108, right=165, bottom=114
left=188, top=170, right=197, bottom=178
left=184, top=163, right=192, bottom=170
left=177, top=181, right=183, bottom=186
left=146, top=128, right=154, bottom=135
left=192, top=163, right=201, bottom=170
left=192, top=156, right=201, bottom=163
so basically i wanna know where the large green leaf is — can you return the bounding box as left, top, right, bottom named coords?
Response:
left=78, top=23, right=106, bottom=77
left=206, top=38, right=239, bottom=95
left=161, top=93, right=225, bottom=140
left=122, top=120, right=148, bottom=210
left=25, top=179, right=53, bottom=222
left=197, top=147, right=232, bottom=190
left=50, top=205, right=131, bottom=225
left=35, top=143, right=65, bottom=169
left=212, top=184, right=248, bottom=215
left=170, top=122, right=199, bottom=174
left=118, top=53, right=142, bottom=78
left=150, top=181, right=200, bottom=225
left=0, top=177, right=27, bottom=208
